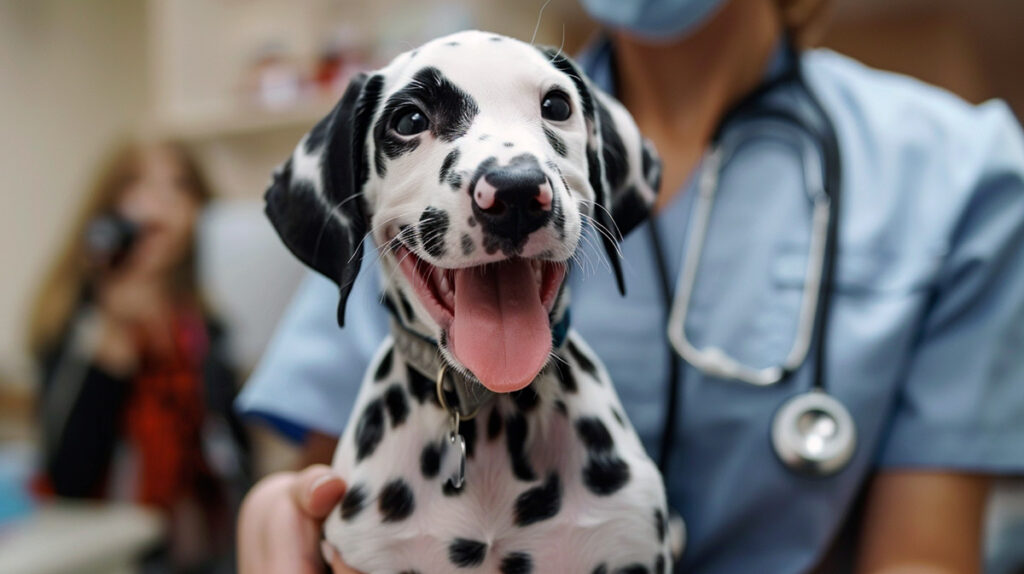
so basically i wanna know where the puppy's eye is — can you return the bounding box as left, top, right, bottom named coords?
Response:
left=393, top=108, right=430, bottom=136
left=541, top=91, right=572, bottom=122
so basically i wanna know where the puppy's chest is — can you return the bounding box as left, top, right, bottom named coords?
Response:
left=323, top=340, right=671, bottom=573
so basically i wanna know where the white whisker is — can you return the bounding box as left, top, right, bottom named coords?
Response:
left=530, top=0, right=553, bottom=46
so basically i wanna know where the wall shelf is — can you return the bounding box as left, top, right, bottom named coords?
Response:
left=155, top=97, right=338, bottom=142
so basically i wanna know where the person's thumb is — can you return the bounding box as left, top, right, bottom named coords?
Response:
left=290, top=464, right=347, bottom=521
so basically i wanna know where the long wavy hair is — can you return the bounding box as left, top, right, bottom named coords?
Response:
left=26, top=139, right=214, bottom=358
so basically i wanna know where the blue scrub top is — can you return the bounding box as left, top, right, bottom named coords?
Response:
left=238, top=43, right=1024, bottom=573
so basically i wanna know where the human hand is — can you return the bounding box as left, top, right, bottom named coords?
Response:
left=91, top=271, right=170, bottom=374
left=237, top=465, right=363, bottom=574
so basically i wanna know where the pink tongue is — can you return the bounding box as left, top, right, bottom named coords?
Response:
left=451, top=260, right=550, bottom=393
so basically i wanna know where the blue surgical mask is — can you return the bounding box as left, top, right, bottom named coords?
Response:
left=579, top=0, right=726, bottom=41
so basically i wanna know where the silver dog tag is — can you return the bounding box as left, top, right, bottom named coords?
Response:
left=444, top=430, right=467, bottom=489
left=440, top=410, right=467, bottom=489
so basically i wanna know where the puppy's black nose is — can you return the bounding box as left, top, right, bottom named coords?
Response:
left=472, top=155, right=553, bottom=244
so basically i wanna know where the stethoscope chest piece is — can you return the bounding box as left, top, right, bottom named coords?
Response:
left=771, top=390, right=855, bottom=477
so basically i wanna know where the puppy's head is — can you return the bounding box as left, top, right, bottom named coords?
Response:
left=266, top=31, right=661, bottom=393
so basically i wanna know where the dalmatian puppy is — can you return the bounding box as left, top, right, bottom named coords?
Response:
left=265, top=30, right=680, bottom=574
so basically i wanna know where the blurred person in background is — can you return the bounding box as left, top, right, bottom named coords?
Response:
left=236, top=0, right=1024, bottom=572
left=27, top=140, right=250, bottom=573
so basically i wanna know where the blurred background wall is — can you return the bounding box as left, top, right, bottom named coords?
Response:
left=0, top=0, right=148, bottom=391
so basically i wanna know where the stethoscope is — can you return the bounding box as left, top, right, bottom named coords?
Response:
left=650, top=45, right=856, bottom=478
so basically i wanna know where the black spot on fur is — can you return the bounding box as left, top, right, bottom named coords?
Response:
left=449, top=538, right=487, bottom=567
left=461, top=233, right=475, bottom=255
left=378, top=479, right=415, bottom=522
left=576, top=417, right=614, bottom=451
left=440, top=149, right=460, bottom=184
left=616, top=565, right=649, bottom=574
left=382, top=293, right=400, bottom=318
left=467, top=215, right=477, bottom=227
left=655, top=555, right=666, bottom=574
left=568, top=340, right=599, bottom=379
left=445, top=41, right=460, bottom=46
left=576, top=417, right=631, bottom=496
left=584, top=455, right=631, bottom=496
left=398, top=292, right=416, bottom=323
left=514, top=473, right=562, bottom=527
left=479, top=134, right=491, bottom=141
left=543, top=126, right=568, bottom=157
left=460, top=417, right=478, bottom=458
left=407, top=365, right=440, bottom=407
left=397, top=224, right=419, bottom=250
left=371, top=66, right=476, bottom=176
left=500, top=552, right=534, bottom=574
left=611, top=407, right=626, bottom=427
left=489, top=36, right=503, bottom=42
left=374, top=116, right=419, bottom=171
left=505, top=413, right=536, bottom=481
left=374, top=346, right=394, bottom=382
left=487, top=408, right=503, bottom=440
left=555, top=400, right=568, bottom=415
left=384, top=384, right=409, bottom=427
left=420, top=441, right=444, bottom=478
left=379, top=67, right=479, bottom=144
left=552, top=357, right=577, bottom=393
left=340, top=483, right=367, bottom=520
left=511, top=386, right=539, bottom=412
left=354, top=399, right=384, bottom=462
left=448, top=172, right=464, bottom=190
left=655, top=509, right=666, bottom=542
left=552, top=195, right=566, bottom=240
left=409, top=50, right=418, bottom=58
left=503, top=141, right=515, bottom=148
left=419, top=206, right=449, bottom=258
left=443, top=480, right=464, bottom=496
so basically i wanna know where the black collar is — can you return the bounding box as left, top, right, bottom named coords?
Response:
left=389, top=319, right=497, bottom=419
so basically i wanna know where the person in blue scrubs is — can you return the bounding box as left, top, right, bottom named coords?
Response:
left=236, top=0, right=1024, bottom=572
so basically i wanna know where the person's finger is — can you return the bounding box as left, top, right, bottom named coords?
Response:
left=289, top=464, right=347, bottom=520
left=322, top=540, right=365, bottom=574
left=238, top=473, right=295, bottom=574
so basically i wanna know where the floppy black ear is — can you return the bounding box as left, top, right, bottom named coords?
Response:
left=265, top=72, right=384, bottom=325
left=542, top=49, right=662, bottom=295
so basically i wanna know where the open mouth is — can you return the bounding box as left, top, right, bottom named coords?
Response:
left=396, top=246, right=566, bottom=393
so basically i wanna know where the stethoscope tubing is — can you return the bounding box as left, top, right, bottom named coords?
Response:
left=666, top=128, right=832, bottom=387
left=651, top=52, right=852, bottom=477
